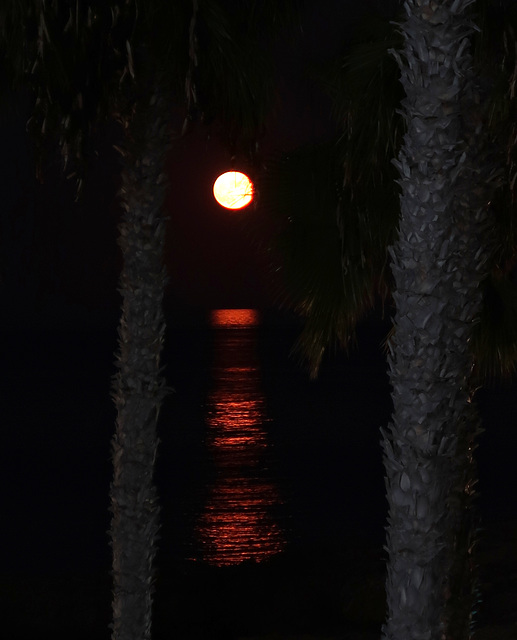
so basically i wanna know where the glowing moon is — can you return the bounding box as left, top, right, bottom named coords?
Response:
left=213, top=171, right=254, bottom=210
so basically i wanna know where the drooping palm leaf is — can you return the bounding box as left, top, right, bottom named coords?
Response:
left=0, top=0, right=300, bottom=192
left=259, top=142, right=355, bottom=374
left=263, top=2, right=517, bottom=380
left=329, top=12, right=404, bottom=187
left=179, top=0, right=303, bottom=155
left=0, top=0, right=140, bottom=191
left=471, top=272, right=517, bottom=379
left=470, top=0, right=517, bottom=379
left=259, top=140, right=398, bottom=375
left=260, top=10, right=402, bottom=376
left=0, top=0, right=33, bottom=92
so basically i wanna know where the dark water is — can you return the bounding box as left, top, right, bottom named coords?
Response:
left=156, top=308, right=392, bottom=570
left=3, top=308, right=517, bottom=638
left=3, top=307, right=515, bottom=578
left=192, top=309, right=285, bottom=565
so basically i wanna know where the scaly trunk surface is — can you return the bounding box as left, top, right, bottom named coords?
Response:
left=382, top=2, right=495, bottom=639
left=110, top=81, right=170, bottom=640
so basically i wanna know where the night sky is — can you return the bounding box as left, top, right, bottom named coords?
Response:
left=0, top=0, right=402, bottom=327
left=1, top=2, right=516, bottom=638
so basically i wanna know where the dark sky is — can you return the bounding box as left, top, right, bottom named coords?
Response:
left=4, top=0, right=514, bottom=539
left=1, top=8, right=516, bottom=638
left=0, top=0, right=403, bottom=329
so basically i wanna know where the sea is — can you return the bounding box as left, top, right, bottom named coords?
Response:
left=3, top=306, right=516, bottom=638
left=157, top=308, right=392, bottom=566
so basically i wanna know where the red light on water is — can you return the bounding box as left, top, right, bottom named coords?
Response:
left=210, top=308, right=260, bottom=328
left=194, top=309, right=285, bottom=566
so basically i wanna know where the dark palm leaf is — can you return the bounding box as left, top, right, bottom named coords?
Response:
left=0, top=1, right=140, bottom=191
left=258, top=137, right=396, bottom=376
left=260, top=11, right=402, bottom=376
left=469, top=0, right=517, bottom=378
left=0, top=0, right=35, bottom=92
left=472, top=274, right=517, bottom=379
left=264, top=3, right=517, bottom=380
left=194, top=0, right=271, bottom=148
left=473, top=0, right=517, bottom=262
left=1, top=0, right=299, bottom=190
left=183, top=0, right=303, bottom=155
left=259, top=142, right=351, bottom=374
left=331, top=12, right=404, bottom=186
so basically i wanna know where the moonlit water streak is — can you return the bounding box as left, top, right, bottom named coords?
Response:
left=194, top=309, right=285, bottom=566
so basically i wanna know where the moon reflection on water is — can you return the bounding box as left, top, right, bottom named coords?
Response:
left=195, top=309, right=286, bottom=566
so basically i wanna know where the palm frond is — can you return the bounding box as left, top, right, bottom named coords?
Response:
left=141, top=0, right=303, bottom=156
left=470, top=0, right=517, bottom=378
left=12, top=1, right=140, bottom=192
left=473, top=1, right=517, bottom=257
left=190, top=0, right=279, bottom=154
left=0, top=0, right=37, bottom=94
left=472, top=273, right=517, bottom=380
left=248, top=0, right=304, bottom=31
left=269, top=3, right=517, bottom=382
left=259, top=139, right=396, bottom=377
left=2, top=0, right=302, bottom=196
left=330, top=12, right=404, bottom=186
left=258, top=12, right=403, bottom=376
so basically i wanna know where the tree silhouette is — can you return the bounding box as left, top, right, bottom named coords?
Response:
left=260, top=1, right=517, bottom=637
left=0, top=1, right=300, bottom=638
left=381, top=2, right=503, bottom=637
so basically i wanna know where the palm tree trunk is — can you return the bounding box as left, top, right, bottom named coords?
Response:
left=381, top=2, right=495, bottom=638
left=110, top=80, right=170, bottom=640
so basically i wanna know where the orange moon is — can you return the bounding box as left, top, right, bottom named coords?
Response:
left=213, top=171, right=254, bottom=210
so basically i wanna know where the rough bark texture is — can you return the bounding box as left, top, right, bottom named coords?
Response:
left=110, top=80, right=170, bottom=640
left=382, top=2, right=497, bottom=639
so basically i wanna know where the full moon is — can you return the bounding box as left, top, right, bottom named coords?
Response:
left=213, top=171, right=254, bottom=210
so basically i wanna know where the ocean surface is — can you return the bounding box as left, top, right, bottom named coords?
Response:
left=2, top=307, right=516, bottom=638
left=3, top=307, right=393, bottom=572
left=157, top=308, right=393, bottom=567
